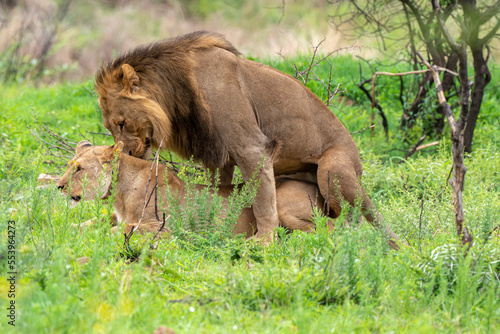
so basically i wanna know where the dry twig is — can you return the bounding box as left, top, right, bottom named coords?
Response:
left=416, top=141, right=439, bottom=151
left=307, top=187, right=319, bottom=212
left=403, top=134, right=426, bottom=160
left=350, top=124, right=375, bottom=135
left=358, top=79, right=388, bottom=137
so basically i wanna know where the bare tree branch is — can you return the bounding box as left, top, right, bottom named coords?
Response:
left=370, top=67, right=458, bottom=109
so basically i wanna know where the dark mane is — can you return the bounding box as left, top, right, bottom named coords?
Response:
left=95, top=31, right=240, bottom=168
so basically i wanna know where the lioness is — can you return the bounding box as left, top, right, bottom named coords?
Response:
left=56, top=141, right=333, bottom=236
left=95, top=31, right=400, bottom=246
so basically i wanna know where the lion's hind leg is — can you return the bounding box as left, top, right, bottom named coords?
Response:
left=316, top=149, right=402, bottom=249
left=316, top=149, right=379, bottom=221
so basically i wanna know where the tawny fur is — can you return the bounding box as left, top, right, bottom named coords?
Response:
left=56, top=141, right=332, bottom=236
left=94, top=31, right=400, bottom=247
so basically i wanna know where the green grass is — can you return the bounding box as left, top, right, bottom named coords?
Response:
left=0, top=55, right=499, bottom=333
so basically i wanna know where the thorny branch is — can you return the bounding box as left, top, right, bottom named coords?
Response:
left=30, top=117, right=204, bottom=176
left=277, top=41, right=358, bottom=108
left=28, top=111, right=78, bottom=164
left=358, top=78, right=388, bottom=137
left=150, top=212, right=170, bottom=250
left=307, top=188, right=319, bottom=213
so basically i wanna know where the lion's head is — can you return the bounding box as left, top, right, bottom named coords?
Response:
left=56, top=141, right=123, bottom=202
left=95, top=31, right=232, bottom=167
left=96, top=64, right=172, bottom=160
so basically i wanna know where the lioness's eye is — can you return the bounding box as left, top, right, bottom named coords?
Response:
left=119, top=122, right=124, bottom=131
left=75, top=166, right=83, bottom=173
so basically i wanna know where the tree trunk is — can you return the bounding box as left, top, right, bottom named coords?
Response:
left=464, top=48, right=491, bottom=153
left=418, top=50, right=473, bottom=247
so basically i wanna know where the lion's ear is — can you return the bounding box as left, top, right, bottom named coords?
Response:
left=76, top=140, right=92, bottom=154
left=122, top=64, right=140, bottom=94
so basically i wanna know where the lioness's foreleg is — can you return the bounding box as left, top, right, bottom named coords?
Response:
left=72, top=212, right=118, bottom=232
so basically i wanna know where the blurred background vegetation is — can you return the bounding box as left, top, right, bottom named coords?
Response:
left=0, top=0, right=351, bottom=83
left=1, top=0, right=500, bottom=84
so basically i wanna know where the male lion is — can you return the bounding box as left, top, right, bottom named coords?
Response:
left=95, top=31, right=400, bottom=247
left=56, top=141, right=334, bottom=236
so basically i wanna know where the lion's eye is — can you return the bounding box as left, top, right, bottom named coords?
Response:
left=118, top=121, right=124, bottom=132
left=75, top=166, right=83, bottom=173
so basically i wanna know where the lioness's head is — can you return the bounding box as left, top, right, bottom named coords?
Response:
left=96, top=63, right=172, bottom=160
left=57, top=141, right=123, bottom=202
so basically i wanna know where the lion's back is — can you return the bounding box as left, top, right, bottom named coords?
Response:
left=191, top=46, right=357, bottom=163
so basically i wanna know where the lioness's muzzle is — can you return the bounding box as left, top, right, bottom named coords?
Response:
left=71, top=195, right=81, bottom=202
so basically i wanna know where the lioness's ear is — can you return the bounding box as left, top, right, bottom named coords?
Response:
left=112, top=141, right=124, bottom=154
left=76, top=140, right=92, bottom=154
left=98, top=142, right=123, bottom=165
left=122, top=64, right=140, bottom=93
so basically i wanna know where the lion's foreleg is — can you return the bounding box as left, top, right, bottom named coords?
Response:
left=219, top=163, right=235, bottom=186
left=237, top=152, right=279, bottom=243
